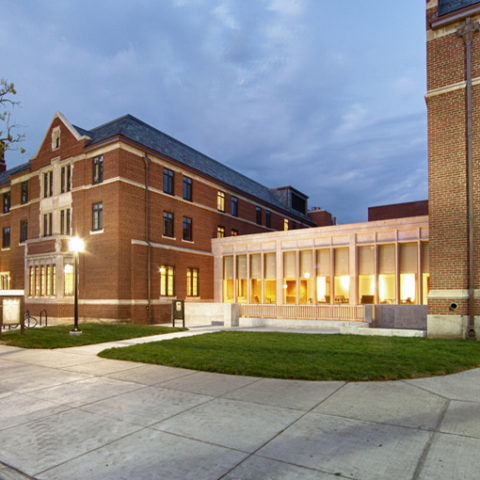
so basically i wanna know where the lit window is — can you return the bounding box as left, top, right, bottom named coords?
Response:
left=217, top=226, right=225, bottom=238
left=284, top=219, right=289, bottom=231
left=231, top=229, right=238, bottom=236
left=160, top=265, right=175, bottom=296
left=93, top=156, right=103, bottom=184
left=3, top=192, right=10, bottom=213
left=29, top=264, right=57, bottom=297
left=183, top=216, right=192, bottom=241
left=231, top=196, right=238, bottom=216
left=164, top=212, right=174, bottom=237
left=0, top=272, right=11, bottom=290
left=92, top=202, right=103, bottom=231
left=21, top=181, right=28, bottom=204
left=183, top=176, right=192, bottom=201
left=20, top=219, right=28, bottom=243
left=186, top=267, right=199, bottom=296
left=164, top=168, right=174, bottom=195
left=217, top=191, right=225, bottom=212
left=64, top=263, right=74, bottom=296
left=256, top=206, right=262, bottom=225
left=61, top=165, right=71, bottom=193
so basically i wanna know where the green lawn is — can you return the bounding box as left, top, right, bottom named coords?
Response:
left=0, top=324, right=184, bottom=349
left=99, top=331, right=480, bottom=381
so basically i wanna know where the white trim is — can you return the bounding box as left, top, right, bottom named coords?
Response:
left=90, top=229, right=104, bottom=236
left=131, top=238, right=213, bottom=256
left=0, top=290, right=24, bottom=296
left=428, top=289, right=480, bottom=299
left=425, top=77, right=480, bottom=99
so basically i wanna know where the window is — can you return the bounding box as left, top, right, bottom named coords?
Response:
left=334, top=247, right=349, bottom=303
left=2, top=192, right=10, bottom=213
left=93, top=156, right=103, bottom=184
left=183, top=176, right=192, bottom=201
left=231, top=229, right=238, bottom=236
left=256, top=206, right=262, bottom=225
left=250, top=254, right=261, bottom=303
left=223, top=256, right=234, bottom=302
left=2, top=227, right=10, bottom=248
left=217, top=191, right=225, bottom=212
left=164, top=168, right=174, bottom=195
left=284, top=219, right=289, bottom=231
left=217, top=226, right=225, bottom=238
left=183, top=216, right=192, bottom=241
left=43, top=213, right=52, bottom=237
left=160, top=265, right=175, bottom=296
left=231, top=196, right=238, bottom=217
left=60, top=208, right=71, bottom=235
left=20, top=219, right=28, bottom=243
left=266, top=211, right=271, bottom=228
left=0, top=272, right=10, bottom=290
left=64, top=264, right=74, bottom=296
left=21, top=181, right=28, bottom=204
left=43, top=171, right=53, bottom=198
left=92, top=202, right=103, bottom=231
left=266, top=255, right=278, bottom=303
left=28, top=265, right=56, bottom=297
left=61, top=165, right=71, bottom=193
left=292, top=192, right=306, bottom=214
left=186, top=267, right=199, bottom=296
left=163, top=211, right=174, bottom=237
left=52, top=127, right=60, bottom=150
left=283, top=251, right=297, bottom=304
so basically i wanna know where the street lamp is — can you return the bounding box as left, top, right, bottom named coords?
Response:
left=69, top=236, right=85, bottom=336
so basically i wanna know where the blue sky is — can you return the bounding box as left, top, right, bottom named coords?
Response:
left=3, top=0, right=427, bottom=224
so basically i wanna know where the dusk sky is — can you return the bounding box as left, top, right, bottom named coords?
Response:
left=3, top=0, right=427, bottom=224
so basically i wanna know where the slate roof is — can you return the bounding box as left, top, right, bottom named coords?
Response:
left=438, top=0, right=480, bottom=16
left=0, top=161, right=31, bottom=186
left=74, top=114, right=312, bottom=221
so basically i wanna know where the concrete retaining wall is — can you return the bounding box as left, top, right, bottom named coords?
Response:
left=184, top=302, right=239, bottom=327
left=373, top=305, right=427, bottom=330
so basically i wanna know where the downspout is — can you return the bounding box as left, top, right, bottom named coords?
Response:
left=457, top=18, right=479, bottom=339
left=143, top=154, right=152, bottom=324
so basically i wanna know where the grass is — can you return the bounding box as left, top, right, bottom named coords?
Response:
left=99, top=331, right=480, bottom=381
left=0, top=323, right=185, bottom=349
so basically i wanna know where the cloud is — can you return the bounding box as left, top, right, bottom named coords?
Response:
left=3, top=0, right=428, bottom=225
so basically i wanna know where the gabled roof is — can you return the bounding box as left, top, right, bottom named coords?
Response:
left=0, top=161, right=31, bottom=186
left=74, top=114, right=312, bottom=221
left=438, top=0, right=480, bottom=16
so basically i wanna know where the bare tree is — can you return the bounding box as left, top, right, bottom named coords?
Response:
left=0, top=79, right=25, bottom=157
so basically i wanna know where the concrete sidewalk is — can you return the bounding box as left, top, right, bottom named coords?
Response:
left=0, top=328, right=479, bottom=479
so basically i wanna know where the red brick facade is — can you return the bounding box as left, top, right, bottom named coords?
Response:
left=0, top=112, right=321, bottom=324
left=368, top=200, right=428, bottom=222
left=426, top=0, right=480, bottom=338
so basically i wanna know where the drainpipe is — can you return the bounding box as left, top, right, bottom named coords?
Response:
left=457, top=18, right=479, bottom=339
left=143, top=154, right=152, bottom=323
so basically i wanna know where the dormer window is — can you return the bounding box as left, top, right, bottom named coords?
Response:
left=52, top=127, right=61, bottom=151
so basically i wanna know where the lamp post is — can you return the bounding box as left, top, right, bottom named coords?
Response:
left=69, top=237, right=84, bottom=336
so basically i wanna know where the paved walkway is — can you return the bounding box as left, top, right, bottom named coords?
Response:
left=0, top=327, right=479, bottom=480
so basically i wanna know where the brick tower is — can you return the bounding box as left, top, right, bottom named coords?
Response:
left=426, top=0, right=480, bottom=338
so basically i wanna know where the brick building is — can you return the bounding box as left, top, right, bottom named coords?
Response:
left=0, top=112, right=332, bottom=324
left=426, top=0, right=480, bottom=338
